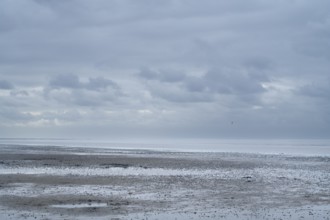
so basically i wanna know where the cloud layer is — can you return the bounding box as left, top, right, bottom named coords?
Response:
left=0, top=0, right=329, bottom=139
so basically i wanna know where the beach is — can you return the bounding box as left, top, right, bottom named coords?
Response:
left=0, top=144, right=329, bottom=219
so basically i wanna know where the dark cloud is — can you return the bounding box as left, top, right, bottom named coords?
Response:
left=138, top=68, right=211, bottom=103
left=298, top=77, right=330, bottom=100
left=46, top=73, right=122, bottom=106
left=243, top=57, right=274, bottom=71
left=138, top=67, right=268, bottom=104
left=49, top=73, right=120, bottom=91
left=203, top=69, right=268, bottom=95
left=294, top=18, right=330, bottom=60
left=184, top=77, right=206, bottom=93
left=10, top=90, right=29, bottom=97
left=0, top=80, right=14, bottom=90
left=147, top=82, right=214, bottom=103
left=86, top=77, right=120, bottom=91
left=49, top=74, right=81, bottom=89
left=0, top=108, right=34, bottom=122
left=138, top=68, right=186, bottom=83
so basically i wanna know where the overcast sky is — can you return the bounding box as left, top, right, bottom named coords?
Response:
left=0, top=0, right=329, bottom=139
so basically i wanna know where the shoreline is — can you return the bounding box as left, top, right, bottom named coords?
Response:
left=1, top=142, right=330, bottom=157
left=1, top=138, right=330, bottom=156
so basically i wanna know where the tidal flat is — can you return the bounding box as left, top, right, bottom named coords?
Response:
left=0, top=145, right=329, bottom=219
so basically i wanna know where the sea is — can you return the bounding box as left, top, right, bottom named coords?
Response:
left=0, top=138, right=330, bottom=156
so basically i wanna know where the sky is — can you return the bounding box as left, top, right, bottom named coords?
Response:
left=0, top=0, right=330, bottom=139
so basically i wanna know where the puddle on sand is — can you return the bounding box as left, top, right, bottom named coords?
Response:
left=50, top=202, right=108, bottom=209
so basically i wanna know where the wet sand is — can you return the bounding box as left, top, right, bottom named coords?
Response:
left=0, top=145, right=329, bottom=219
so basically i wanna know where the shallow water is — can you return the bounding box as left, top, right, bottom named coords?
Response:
left=0, top=145, right=329, bottom=220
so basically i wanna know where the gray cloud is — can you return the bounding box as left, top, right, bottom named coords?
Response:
left=0, top=0, right=329, bottom=139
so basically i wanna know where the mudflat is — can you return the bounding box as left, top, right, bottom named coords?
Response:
left=0, top=145, right=329, bottom=219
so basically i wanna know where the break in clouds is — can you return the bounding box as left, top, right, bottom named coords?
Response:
left=0, top=0, right=329, bottom=139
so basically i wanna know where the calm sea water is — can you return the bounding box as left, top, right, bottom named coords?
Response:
left=0, top=138, right=329, bottom=156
